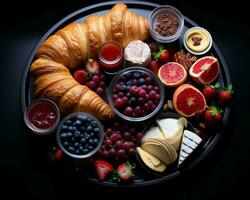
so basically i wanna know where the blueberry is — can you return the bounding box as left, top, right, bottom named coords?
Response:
left=62, top=125, right=68, bottom=130
left=87, top=118, right=92, bottom=122
left=88, top=145, right=94, bottom=150
left=80, top=126, right=86, bottom=131
left=60, top=133, right=67, bottom=139
left=125, top=73, right=132, bottom=79
left=68, top=126, right=74, bottom=131
left=68, top=147, right=75, bottom=153
left=120, top=84, right=127, bottom=92
left=93, top=127, right=100, bottom=133
left=65, top=120, right=72, bottom=126
left=133, top=72, right=141, bottom=78
left=75, top=149, right=80, bottom=155
left=79, top=146, right=84, bottom=151
left=86, top=126, right=93, bottom=132
left=84, top=133, right=90, bottom=139
left=138, top=78, right=146, bottom=85
left=129, top=97, right=138, bottom=107
left=67, top=132, right=73, bottom=137
left=74, top=142, right=80, bottom=148
left=83, top=149, right=89, bottom=154
left=81, top=138, right=86, bottom=144
left=93, top=138, right=99, bottom=144
left=90, top=132, right=95, bottom=137
left=74, top=131, right=80, bottom=138
left=80, top=134, right=84, bottom=138
left=89, top=139, right=94, bottom=144
left=91, top=121, right=97, bottom=128
left=63, top=141, right=69, bottom=147
left=126, top=80, right=132, bottom=86
left=74, top=120, right=81, bottom=127
left=71, top=137, right=76, bottom=142
left=126, top=92, right=132, bottom=98
left=76, top=115, right=82, bottom=121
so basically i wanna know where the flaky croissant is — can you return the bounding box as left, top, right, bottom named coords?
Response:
left=30, top=3, right=149, bottom=121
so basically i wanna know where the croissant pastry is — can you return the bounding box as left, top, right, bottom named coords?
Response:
left=30, top=3, right=149, bottom=121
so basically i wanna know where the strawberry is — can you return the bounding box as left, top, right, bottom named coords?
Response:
left=94, top=160, right=113, bottom=181
left=204, top=104, right=223, bottom=126
left=158, top=50, right=170, bottom=64
left=116, top=162, right=135, bottom=181
left=219, top=84, right=234, bottom=104
left=152, top=45, right=170, bottom=64
left=86, top=58, right=100, bottom=74
left=149, top=60, right=159, bottom=74
left=55, top=149, right=64, bottom=161
left=73, top=69, right=88, bottom=84
left=203, top=83, right=219, bottom=101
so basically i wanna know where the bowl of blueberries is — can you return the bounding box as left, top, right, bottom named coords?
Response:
left=56, top=112, right=104, bottom=159
left=107, top=66, right=165, bottom=122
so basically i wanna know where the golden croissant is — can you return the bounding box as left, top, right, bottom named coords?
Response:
left=30, top=3, right=149, bottom=121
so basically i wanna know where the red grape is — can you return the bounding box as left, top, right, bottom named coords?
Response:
left=110, top=133, right=119, bottom=143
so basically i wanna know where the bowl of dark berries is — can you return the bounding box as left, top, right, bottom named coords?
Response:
left=107, top=67, right=165, bottom=122
left=56, top=112, right=104, bottom=159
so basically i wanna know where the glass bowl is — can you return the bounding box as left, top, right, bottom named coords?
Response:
left=24, top=98, right=60, bottom=135
left=183, top=27, right=213, bottom=55
left=149, top=5, right=184, bottom=43
left=56, top=112, right=104, bottom=159
left=107, top=67, right=165, bottom=122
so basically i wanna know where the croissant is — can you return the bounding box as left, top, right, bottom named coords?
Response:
left=30, top=3, right=149, bottom=121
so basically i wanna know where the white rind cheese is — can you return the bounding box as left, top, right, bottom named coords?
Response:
left=124, top=40, right=151, bottom=66
left=178, top=130, right=202, bottom=166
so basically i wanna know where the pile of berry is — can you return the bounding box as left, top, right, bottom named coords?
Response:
left=112, top=71, right=161, bottom=117
left=96, top=121, right=143, bottom=162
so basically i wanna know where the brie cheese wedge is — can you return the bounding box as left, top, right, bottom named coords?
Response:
left=178, top=130, right=202, bottom=166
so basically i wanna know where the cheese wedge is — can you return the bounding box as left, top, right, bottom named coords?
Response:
left=142, top=126, right=165, bottom=142
left=141, top=142, right=169, bottom=165
left=156, top=118, right=179, bottom=138
left=136, top=147, right=166, bottom=172
left=178, top=130, right=202, bottom=166
left=143, top=137, right=178, bottom=163
left=157, top=117, right=187, bottom=151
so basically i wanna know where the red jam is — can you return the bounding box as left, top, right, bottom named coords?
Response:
left=98, top=41, right=123, bottom=72
left=28, top=101, right=57, bottom=129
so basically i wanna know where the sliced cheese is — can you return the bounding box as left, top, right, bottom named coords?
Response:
left=157, top=117, right=187, bottom=151
left=136, top=147, right=166, bottom=172
left=141, top=138, right=177, bottom=165
left=156, top=118, right=179, bottom=138
left=142, top=126, right=164, bottom=142
left=178, top=130, right=202, bottom=166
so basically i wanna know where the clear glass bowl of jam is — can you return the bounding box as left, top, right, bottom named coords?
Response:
left=149, top=5, right=184, bottom=43
left=24, top=98, right=60, bottom=135
left=98, top=41, right=124, bottom=75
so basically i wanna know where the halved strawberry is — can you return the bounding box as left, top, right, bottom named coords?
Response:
left=94, top=160, right=113, bottom=181
left=116, top=162, right=135, bottom=181
left=73, top=69, right=88, bottom=84
left=86, top=58, right=100, bottom=74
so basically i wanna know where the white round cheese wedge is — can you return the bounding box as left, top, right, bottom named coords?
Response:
left=124, top=40, right=151, bottom=66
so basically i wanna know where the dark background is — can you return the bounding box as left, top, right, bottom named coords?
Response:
left=0, top=0, right=249, bottom=199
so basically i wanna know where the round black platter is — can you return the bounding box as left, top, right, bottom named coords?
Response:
left=21, top=1, right=231, bottom=187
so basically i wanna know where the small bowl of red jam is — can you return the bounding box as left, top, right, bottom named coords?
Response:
left=24, top=98, right=60, bottom=135
left=98, top=41, right=124, bottom=75
left=149, top=5, right=184, bottom=43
